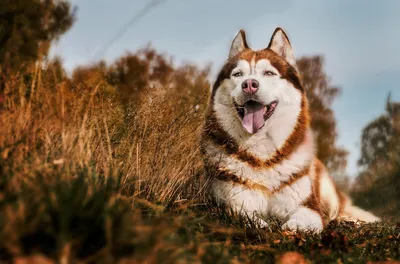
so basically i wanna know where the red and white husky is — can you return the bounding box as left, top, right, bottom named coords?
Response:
left=200, top=27, right=380, bottom=232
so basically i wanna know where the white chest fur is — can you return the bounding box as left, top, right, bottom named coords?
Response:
left=202, top=129, right=323, bottom=232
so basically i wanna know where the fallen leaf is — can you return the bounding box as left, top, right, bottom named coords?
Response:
left=277, top=252, right=307, bottom=264
left=14, top=255, right=55, bottom=264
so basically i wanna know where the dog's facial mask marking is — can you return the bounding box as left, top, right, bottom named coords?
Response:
left=230, top=59, right=281, bottom=134
left=224, top=28, right=300, bottom=135
left=212, top=27, right=302, bottom=138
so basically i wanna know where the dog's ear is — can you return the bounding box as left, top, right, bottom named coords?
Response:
left=267, top=27, right=296, bottom=68
left=228, top=29, right=249, bottom=59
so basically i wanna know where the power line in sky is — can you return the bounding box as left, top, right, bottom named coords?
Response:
left=92, top=0, right=167, bottom=60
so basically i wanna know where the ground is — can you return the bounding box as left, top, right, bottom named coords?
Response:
left=0, top=165, right=399, bottom=263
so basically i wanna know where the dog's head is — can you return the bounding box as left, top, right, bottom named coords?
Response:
left=211, top=27, right=305, bottom=142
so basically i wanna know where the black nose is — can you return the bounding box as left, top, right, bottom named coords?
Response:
left=241, top=79, right=259, bottom=94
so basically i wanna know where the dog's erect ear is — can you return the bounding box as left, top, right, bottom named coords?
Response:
left=267, top=27, right=296, bottom=68
left=228, top=29, right=249, bottom=59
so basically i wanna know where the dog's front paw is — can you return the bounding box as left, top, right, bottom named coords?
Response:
left=282, top=208, right=323, bottom=233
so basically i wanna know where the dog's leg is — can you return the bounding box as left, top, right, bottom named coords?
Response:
left=282, top=207, right=323, bottom=233
left=212, top=181, right=270, bottom=228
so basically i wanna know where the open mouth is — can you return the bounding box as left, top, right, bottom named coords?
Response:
left=234, top=100, right=278, bottom=134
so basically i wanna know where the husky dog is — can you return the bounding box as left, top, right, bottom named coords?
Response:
left=200, top=27, right=380, bottom=232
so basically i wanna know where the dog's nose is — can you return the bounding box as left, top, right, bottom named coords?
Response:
left=241, top=79, right=259, bottom=94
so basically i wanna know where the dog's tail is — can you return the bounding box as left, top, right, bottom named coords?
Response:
left=338, top=194, right=381, bottom=223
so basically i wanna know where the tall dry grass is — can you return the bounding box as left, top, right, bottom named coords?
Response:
left=0, top=56, right=225, bottom=262
left=0, top=57, right=211, bottom=204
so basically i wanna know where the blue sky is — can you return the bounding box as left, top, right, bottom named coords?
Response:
left=50, top=0, right=400, bottom=178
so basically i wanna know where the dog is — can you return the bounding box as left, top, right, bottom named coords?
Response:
left=200, top=27, right=380, bottom=232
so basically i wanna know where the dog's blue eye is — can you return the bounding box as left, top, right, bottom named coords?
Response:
left=264, top=71, right=276, bottom=76
left=232, top=71, right=243, bottom=77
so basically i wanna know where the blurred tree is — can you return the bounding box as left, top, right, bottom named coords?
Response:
left=107, top=47, right=174, bottom=105
left=358, top=115, right=392, bottom=169
left=352, top=96, right=400, bottom=216
left=296, top=56, right=349, bottom=180
left=0, top=0, right=76, bottom=91
left=72, top=61, right=110, bottom=91
left=353, top=95, right=400, bottom=191
left=71, top=46, right=211, bottom=113
left=41, top=56, right=69, bottom=91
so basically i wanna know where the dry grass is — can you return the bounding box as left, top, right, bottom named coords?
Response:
left=0, top=61, right=208, bottom=202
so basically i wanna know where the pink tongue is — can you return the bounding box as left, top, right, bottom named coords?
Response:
left=242, top=102, right=265, bottom=134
